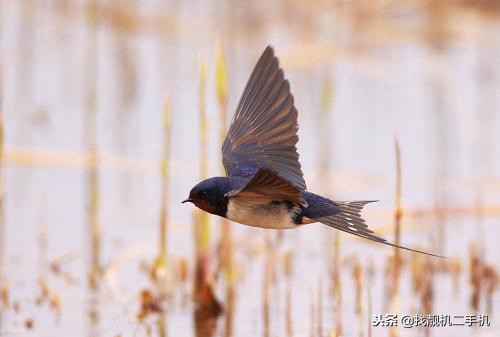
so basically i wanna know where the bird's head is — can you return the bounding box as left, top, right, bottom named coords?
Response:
left=182, top=177, right=229, bottom=217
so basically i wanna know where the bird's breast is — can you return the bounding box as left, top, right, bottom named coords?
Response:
left=226, top=198, right=299, bottom=229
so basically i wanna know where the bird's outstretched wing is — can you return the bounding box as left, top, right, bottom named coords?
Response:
left=222, top=46, right=305, bottom=203
left=225, top=168, right=302, bottom=205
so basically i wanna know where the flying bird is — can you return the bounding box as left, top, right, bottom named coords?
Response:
left=183, top=46, right=442, bottom=257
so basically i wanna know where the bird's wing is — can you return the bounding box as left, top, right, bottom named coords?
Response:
left=222, top=46, right=306, bottom=201
left=226, top=168, right=302, bottom=205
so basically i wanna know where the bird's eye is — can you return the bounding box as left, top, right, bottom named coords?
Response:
left=200, top=191, right=207, bottom=195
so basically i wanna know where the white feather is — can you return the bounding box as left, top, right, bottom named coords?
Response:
left=226, top=198, right=299, bottom=229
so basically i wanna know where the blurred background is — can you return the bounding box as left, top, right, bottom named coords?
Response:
left=0, top=1, right=499, bottom=337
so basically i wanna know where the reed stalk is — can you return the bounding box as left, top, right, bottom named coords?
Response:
left=0, top=62, right=5, bottom=284
left=85, top=0, right=101, bottom=291
left=215, top=41, right=234, bottom=285
left=367, top=262, right=374, bottom=337
left=390, top=137, right=402, bottom=337
left=113, top=6, right=137, bottom=202
left=194, top=55, right=210, bottom=286
left=216, top=41, right=236, bottom=337
left=483, top=264, right=497, bottom=315
left=193, top=56, right=220, bottom=314
left=157, top=314, right=167, bottom=337
left=286, top=282, right=292, bottom=337
left=37, top=198, right=48, bottom=275
left=353, top=259, right=363, bottom=337
left=354, top=261, right=363, bottom=315
left=262, top=232, right=271, bottom=337
left=154, top=91, right=171, bottom=287
left=318, top=74, right=334, bottom=225
left=318, top=72, right=342, bottom=337
left=84, top=3, right=101, bottom=337
left=333, top=232, right=342, bottom=337
left=319, top=74, right=333, bottom=160
left=392, top=137, right=402, bottom=277
left=0, top=62, right=5, bottom=318
left=469, top=243, right=481, bottom=312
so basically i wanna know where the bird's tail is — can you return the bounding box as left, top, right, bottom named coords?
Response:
left=315, top=200, right=445, bottom=258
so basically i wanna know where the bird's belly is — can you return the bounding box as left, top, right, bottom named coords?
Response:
left=226, top=198, right=298, bottom=229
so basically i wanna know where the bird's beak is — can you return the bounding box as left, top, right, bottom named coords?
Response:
left=182, top=198, right=193, bottom=204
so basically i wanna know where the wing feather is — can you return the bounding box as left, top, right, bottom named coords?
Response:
left=222, top=46, right=306, bottom=199
left=227, top=168, right=302, bottom=205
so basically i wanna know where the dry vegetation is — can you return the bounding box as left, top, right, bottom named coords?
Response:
left=0, top=1, right=499, bottom=337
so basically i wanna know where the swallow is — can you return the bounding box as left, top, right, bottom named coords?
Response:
left=183, top=46, right=442, bottom=257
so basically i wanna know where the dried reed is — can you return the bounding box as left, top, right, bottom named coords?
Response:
left=469, top=243, right=481, bottom=312
left=85, top=0, right=101, bottom=291
left=332, top=232, right=342, bottom=337
left=215, top=39, right=236, bottom=337
left=0, top=63, right=5, bottom=286
left=192, top=56, right=221, bottom=318
left=216, top=41, right=234, bottom=284
left=263, top=232, right=272, bottom=337
left=193, top=57, right=210, bottom=293
left=390, top=137, right=402, bottom=337
left=286, top=282, right=292, bottom=337
left=366, top=261, right=374, bottom=337
left=153, top=91, right=172, bottom=291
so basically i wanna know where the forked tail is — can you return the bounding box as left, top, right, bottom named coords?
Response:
left=302, top=193, right=445, bottom=258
